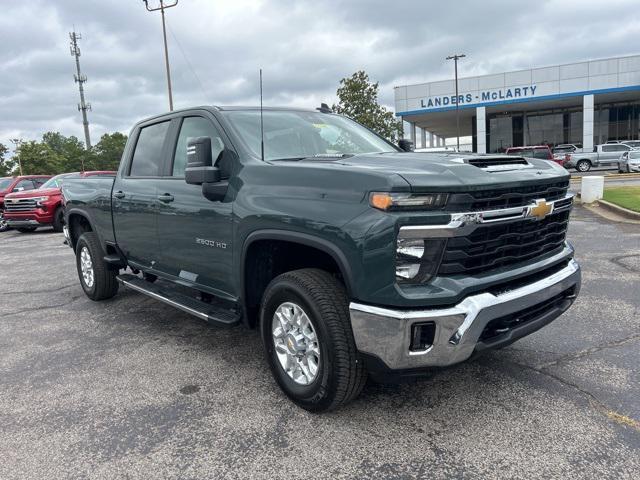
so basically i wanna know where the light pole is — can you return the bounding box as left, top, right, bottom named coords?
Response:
left=142, top=0, right=178, bottom=111
left=10, top=139, right=23, bottom=176
left=446, top=53, right=466, bottom=151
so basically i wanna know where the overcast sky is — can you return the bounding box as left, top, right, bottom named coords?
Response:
left=1, top=0, right=639, bottom=149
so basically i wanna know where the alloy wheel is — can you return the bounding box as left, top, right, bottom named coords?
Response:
left=80, top=246, right=95, bottom=288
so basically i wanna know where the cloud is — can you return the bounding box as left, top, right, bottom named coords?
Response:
left=1, top=0, right=638, bottom=149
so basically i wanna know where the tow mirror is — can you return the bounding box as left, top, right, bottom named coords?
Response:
left=398, top=139, right=414, bottom=152
left=185, top=136, right=221, bottom=185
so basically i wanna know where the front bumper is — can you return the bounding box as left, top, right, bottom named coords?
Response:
left=5, top=211, right=53, bottom=227
left=6, top=218, right=45, bottom=227
left=350, top=259, right=581, bottom=371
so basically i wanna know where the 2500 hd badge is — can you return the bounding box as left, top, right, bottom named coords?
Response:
left=62, top=105, right=580, bottom=412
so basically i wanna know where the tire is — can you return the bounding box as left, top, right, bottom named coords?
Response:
left=260, top=268, right=366, bottom=412
left=0, top=215, right=8, bottom=232
left=52, top=207, right=64, bottom=232
left=76, top=232, right=119, bottom=301
left=576, top=160, right=591, bottom=172
left=17, top=227, right=37, bottom=233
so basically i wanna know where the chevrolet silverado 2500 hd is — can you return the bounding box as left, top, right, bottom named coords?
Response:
left=62, top=106, right=581, bottom=411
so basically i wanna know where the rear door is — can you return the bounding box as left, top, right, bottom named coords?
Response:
left=112, top=120, right=172, bottom=269
left=601, top=144, right=629, bottom=165
left=154, top=113, right=236, bottom=298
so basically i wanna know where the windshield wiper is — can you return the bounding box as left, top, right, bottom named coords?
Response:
left=271, top=154, right=354, bottom=162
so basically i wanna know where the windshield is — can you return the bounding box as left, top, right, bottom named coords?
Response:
left=0, top=178, right=13, bottom=191
left=223, top=110, right=398, bottom=160
left=40, top=173, right=78, bottom=189
left=629, top=151, right=640, bottom=159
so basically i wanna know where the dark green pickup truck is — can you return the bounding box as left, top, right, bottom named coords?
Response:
left=62, top=105, right=581, bottom=411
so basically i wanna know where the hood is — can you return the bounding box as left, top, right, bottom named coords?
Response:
left=300, top=152, right=569, bottom=192
left=3, top=187, right=61, bottom=199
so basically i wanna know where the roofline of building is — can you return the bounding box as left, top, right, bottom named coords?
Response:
left=394, top=53, right=640, bottom=90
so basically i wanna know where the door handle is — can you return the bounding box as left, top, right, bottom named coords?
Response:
left=113, top=191, right=125, bottom=199
left=158, top=193, right=174, bottom=203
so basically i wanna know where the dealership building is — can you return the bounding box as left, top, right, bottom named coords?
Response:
left=394, top=54, right=640, bottom=153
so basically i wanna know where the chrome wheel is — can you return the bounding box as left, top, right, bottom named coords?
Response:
left=271, top=302, right=320, bottom=385
left=0, top=216, right=7, bottom=231
left=80, top=246, right=95, bottom=288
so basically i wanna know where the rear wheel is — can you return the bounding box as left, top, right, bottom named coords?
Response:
left=52, top=207, right=64, bottom=232
left=17, top=227, right=37, bottom=233
left=260, top=268, right=366, bottom=412
left=76, top=232, right=119, bottom=301
left=576, top=160, right=591, bottom=172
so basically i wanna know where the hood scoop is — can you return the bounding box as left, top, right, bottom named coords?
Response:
left=465, top=156, right=530, bottom=172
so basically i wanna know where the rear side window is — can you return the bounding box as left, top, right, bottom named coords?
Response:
left=130, top=121, right=171, bottom=176
left=173, top=117, right=225, bottom=177
left=533, top=149, right=550, bottom=159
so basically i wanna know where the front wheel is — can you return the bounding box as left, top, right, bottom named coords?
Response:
left=52, top=207, right=64, bottom=232
left=576, top=160, right=591, bottom=172
left=0, top=215, right=8, bottom=232
left=76, top=232, right=119, bottom=301
left=260, top=269, right=366, bottom=412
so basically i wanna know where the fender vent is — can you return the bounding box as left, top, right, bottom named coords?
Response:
left=467, top=157, right=528, bottom=169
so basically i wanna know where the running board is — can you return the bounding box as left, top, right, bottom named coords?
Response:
left=117, top=274, right=240, bottom=327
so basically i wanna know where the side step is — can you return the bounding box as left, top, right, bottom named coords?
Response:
left=117, top=273, right=240, bottom=327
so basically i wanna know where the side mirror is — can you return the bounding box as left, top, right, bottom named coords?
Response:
left=398, top=139, right=414, bottom=152
left=185, top=136, right=221, bottom=185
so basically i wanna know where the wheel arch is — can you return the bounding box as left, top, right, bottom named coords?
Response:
left=240, top=230, right=355, bottom=327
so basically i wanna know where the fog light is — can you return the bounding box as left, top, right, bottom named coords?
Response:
left=410, top=322, right=436, bottom=351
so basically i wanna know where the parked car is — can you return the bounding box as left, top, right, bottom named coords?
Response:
left=564, top=143, right=635, bottom=172
left=505, top=145, right=562, bottom=165
left=0, top=175, right=52, bottom=232
left=62, top=105, right=580, bottom=411
left=4, top=171, right=115, bottom=233
left=552, top=144, right=582, bottom=163
left=621, top=140, right=640, bottom=149
left=618, top=150, right=640, bottom=173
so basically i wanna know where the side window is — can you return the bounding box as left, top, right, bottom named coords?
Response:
left=602, top=145, right=614, bottom=152
left=173, top=117, right=225, bottom=177
left=129, top=121, right=171, bottom=177
left=33, top=178, right=47, bottom=187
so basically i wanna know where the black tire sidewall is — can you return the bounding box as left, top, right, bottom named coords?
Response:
left=76, top=236, right=97, bottom=297
left=260, top=279, right=335, bottom=409
left=52, top=207, right=64, bottom=232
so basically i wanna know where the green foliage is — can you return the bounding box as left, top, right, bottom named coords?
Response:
left=13, top=141, right=64, bottom=175
left=0, top=143, right=17, bottom=176
left=8, top=131, right=127, bottom=176
left=333, top=71, right=403, bottom=143
left=91, top=132, right=128, bottom=171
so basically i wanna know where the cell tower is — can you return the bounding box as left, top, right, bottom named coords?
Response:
left=70, top=31, right=92, bottom=149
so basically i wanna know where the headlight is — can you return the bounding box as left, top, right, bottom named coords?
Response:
left=370, top=192, right=448, bottom=211
left=396, top=235, right=446, bottom=284
left=32, top=196, right=50, bottom=206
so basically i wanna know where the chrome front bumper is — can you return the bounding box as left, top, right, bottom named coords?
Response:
left=350, top=259, right=581, bottom=371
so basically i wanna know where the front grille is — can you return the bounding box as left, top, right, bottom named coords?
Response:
left=438, top=209, right=570, bottom=276
left=4, top=199, right=37, bottom=212
left=447, top=180, right=569, bottom=212
left=479, top=286, right=576, bottom=342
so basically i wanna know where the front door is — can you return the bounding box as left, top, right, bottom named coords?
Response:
left=112, top=120, right=172, bottom=269
left=154, top=115, right=235, bottom=299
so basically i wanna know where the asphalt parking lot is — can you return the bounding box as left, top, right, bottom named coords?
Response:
left=1, top=206, right=639, bottom=479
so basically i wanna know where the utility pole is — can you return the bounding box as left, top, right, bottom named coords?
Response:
left=70, top=31, right=92, bottom=149
left=10, top=139, right=23, bottom=176
left=446, top=53, right=466, bottom=151
left=143, top=0, right=178, bottom=111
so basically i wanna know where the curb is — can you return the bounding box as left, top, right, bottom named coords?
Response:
left=595, top=199, right=640, bottom=220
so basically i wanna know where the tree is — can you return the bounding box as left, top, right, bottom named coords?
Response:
left=42, top=132, right=91, bottom=172
left=92, top=132, right=127, bottom=170
left=0, top=143, right=17, bottom=176
left=12, top=141, right=64, bottom=175
left=333, top=71, right=403, bottom=143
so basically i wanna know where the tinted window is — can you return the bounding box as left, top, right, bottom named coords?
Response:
left=14, top=179, right=36, bottom=191
left=603, top=144, right=628, bottom=152
left=173, top=117, right=225, bottom=177
left=130, top=121, right=170, bottom=176
left=533, top=149, right=550, bottom=159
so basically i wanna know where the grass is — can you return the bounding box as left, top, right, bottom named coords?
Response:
left=602, top=186, right=640, bottom=212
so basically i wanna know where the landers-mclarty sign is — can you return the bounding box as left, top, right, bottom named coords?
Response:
left=420, top=85, right=538, bottom=109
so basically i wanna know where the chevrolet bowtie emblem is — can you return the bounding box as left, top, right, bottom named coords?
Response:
left=528, top=199, right=553, bottom=220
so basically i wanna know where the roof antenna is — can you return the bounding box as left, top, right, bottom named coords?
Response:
left=260, top=68, right=265, bottom=161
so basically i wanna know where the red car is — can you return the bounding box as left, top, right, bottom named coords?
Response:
left=0, top=175, right=52, bottom=232
left=3, top=171, right=115, bottom=233
left=505, top=145, right=564, bottom=166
